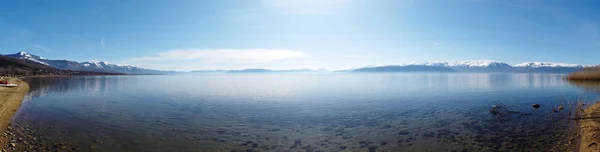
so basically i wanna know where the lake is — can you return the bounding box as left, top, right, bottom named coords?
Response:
left=10, top=73, right=600, bottom=151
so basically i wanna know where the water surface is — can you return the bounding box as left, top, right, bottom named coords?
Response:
left=11, top=73, right=600, bottom=151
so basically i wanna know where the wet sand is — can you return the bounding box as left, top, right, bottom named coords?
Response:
left=0, top=78, right=29, bottom=149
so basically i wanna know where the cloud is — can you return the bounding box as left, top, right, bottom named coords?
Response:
left=33, top=45, right=51, bottom=52
left=100, top=37, right=106, bottom=49
left=261, top=0, right=352, bottom=14
left=129, top=49, right=306, bottom=63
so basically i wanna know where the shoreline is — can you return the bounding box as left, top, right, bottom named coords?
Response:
left=19, top=74, right=130, bottom=78
left=579, top=101, right=600, bottom=152
left=0, top=78, right=29, bottom=150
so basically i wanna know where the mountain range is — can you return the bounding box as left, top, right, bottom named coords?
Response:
left=352, top=60, right=594, bottom=73
left=4, top=52, right=166, bottom=74
left=0, top=54, right=120, bottom=76
left=0, top=52, right=595, bottom=74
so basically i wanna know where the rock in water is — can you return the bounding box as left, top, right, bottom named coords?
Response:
left=558, top=105, right=564, bottom=110
left=490, top=105, right=509, bottom=115
left=532, top=104, right=541, bottom=109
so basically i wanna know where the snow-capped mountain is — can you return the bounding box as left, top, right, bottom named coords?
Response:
left=512, top=62, right=587, bottom=73
left=513, top=62, right=585, bottom=68
left=2, top=52, right=592, bottom=74
left=81, top=60, right=123, bottom=69
left=3, top=52, right=166, bottom=74
left=79, top=60, right=163, bottom=74
left=352, top=65, right=456, bottom=73
left=410, top=60, right=512, bottom=68
left=352, top=60, right=588, bottom=73
left=5, top=51, right=50, bottom=66
left=408, top=60, right=513, bottom=72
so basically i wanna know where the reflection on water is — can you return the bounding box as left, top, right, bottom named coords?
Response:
left=9, top=74, right=600, bottom=151
left=568, top=80, right=600, bottom=94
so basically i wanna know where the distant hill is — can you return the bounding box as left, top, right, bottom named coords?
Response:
left=225, top=69, right=329, bottom=74
left=226, top=69, right=273, bottom=73
left=272, top=69, right=330, bottom=74
left=411, top=60, right=512, bottom=68
left=4, top=52, right=168, bottom=74
left=2, top=53, right=593, bottom=74
left=0, top=55, right=54, bottom=70
left=0, top=55, right=120, bottom=76
left=180, top=60, right=591, bottom=74
left=352, top=65, right=456, bottom=73
left=354, top=60, right=590, bottom=73
left=186, top=70, right=228, bottom=74
left=513, top=62, right=585, bottom=73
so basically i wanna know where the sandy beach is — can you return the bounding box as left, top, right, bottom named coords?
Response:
left=580, top=102, right=600, bottom=152
left=0, top=78, right=29, bottom=149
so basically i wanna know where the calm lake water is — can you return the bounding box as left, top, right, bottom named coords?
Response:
left=10, top=73, right=600, bottom=151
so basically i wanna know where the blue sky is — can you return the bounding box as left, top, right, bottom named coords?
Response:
left=1, top=0, right=600, bottom=71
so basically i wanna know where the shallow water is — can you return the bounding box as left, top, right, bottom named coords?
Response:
left=10, top=73, right=600, bottom=151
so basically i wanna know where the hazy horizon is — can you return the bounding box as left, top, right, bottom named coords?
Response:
left=4, top=51, right=595, bottom=71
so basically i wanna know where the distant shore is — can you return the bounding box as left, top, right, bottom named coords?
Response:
left=566, top=66, right=600, bottom=80
left=0, top=78, right=29, bottom=149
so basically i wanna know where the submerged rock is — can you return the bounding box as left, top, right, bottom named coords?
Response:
left=339, top=145, right=347, bottom=149
left=490, top=105, right=513, bottom=115
left=398, top=130, right=410, bottom=135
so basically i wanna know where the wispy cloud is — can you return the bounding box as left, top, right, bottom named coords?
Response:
left=261, top=0, right=352, bottom=14
left=33, top=45, right=51, bottom=52
left=129, top=49, right=306, bottom=63
left=100, top=37, right=106, bottom=49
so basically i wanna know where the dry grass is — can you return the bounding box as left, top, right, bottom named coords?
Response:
left=567, top=66, right=600, bottom=80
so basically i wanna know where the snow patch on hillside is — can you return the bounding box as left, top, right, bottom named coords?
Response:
left=513, top=62, right=584, bottom=68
